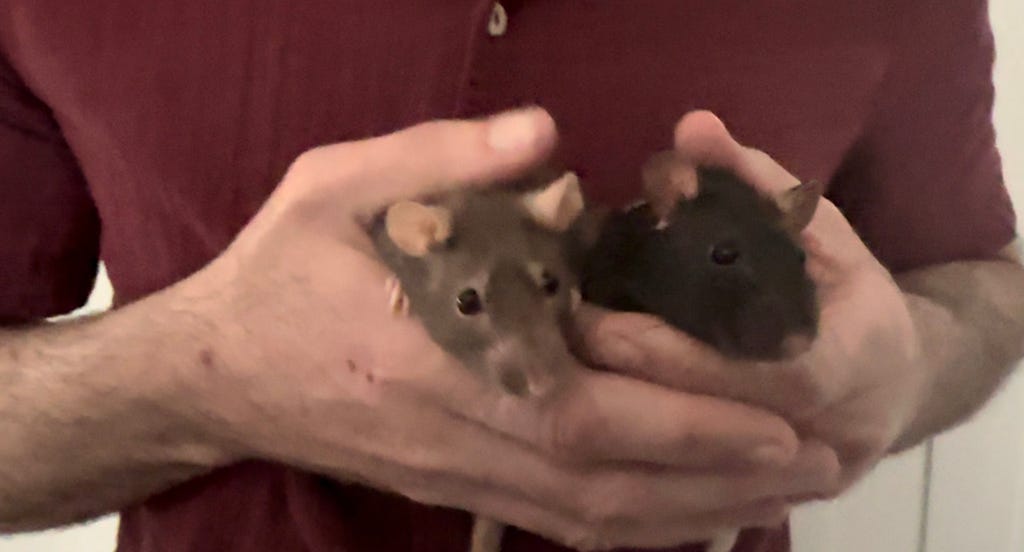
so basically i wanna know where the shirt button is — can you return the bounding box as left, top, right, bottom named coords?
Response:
left=487, top=2, right=508, bottom=37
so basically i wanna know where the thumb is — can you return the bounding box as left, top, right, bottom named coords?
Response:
left=673, top=110, right=798, bottom=195
left=286, top=106, right=559, bottom=218
left=672, top=110, right=877, bottom=278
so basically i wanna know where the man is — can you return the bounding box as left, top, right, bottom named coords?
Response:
left=1, top=1, right=1021, bottom=552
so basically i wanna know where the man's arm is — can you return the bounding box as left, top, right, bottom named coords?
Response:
left=0, top=289, right=226, bottom=532
left=891, top=238, right=1024, bottom=451
left=0, top=45, right=218, bottom=531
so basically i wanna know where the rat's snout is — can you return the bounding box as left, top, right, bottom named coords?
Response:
left=734, top=295, right=817, bottom=359
left=484, top=332, right=570, bottom=397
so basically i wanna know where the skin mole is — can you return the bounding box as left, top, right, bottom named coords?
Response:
left=198, top=348, right=215, bottom=371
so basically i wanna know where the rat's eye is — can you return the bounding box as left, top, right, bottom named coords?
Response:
left=456, top=288, right=483, bottom=315
left=709, top=243, right=740, bottom=265
left=540, top=270, right=560, bottom=296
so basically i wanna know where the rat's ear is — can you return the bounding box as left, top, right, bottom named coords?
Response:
left=774, top=179, right=824, bottom=235
left=641, top=150, right=699, bottom=222
left=521, top=171, right=585, bottom=232
left=384, top=201, right=453, bottom=257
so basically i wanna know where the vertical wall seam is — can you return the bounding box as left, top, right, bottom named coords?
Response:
left=917, top=439, right=934, bottom=552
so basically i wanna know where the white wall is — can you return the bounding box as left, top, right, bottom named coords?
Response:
left=924, top=0, right=1024, bottom=550
left=1, top=2, right=1021, bottom=551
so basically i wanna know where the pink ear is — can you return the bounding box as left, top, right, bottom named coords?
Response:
left=773, top=179, right=824, bottom=235
left=520, top=171, right=585, bottom=232
left=384, top=201, right=453, bottom=257
left=641, top=150, right=699, bottom=222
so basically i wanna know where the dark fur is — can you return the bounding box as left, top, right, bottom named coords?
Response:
left=578, top=167, right=819, bottom=360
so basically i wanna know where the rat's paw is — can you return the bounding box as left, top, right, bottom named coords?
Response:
left=386, top=276, right=411, bottom=316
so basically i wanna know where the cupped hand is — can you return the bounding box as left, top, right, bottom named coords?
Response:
left=168, top=107, right=839, bottom=549
left=578, top=110, right=928, bottom=495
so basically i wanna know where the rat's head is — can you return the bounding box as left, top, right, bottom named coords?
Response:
left=615, top=158, right=823, bottom=360
left=380, top=172, right=585, bottom=397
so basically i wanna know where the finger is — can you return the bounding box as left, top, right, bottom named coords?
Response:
left=392, top=314, right=800, bottom=471
left=480, top=494, right=789, bottom=551
left=574, top=301, right=879, bottom=421
left=672, top=110, right=798, bottom=195
left=573, top=302, right=835, bottom=416
left=358, top=106, right=559, bottom=209
left=461, top=439, right=836, bottom=546
left=671, top=110, right=877, bottom=274
left=529, top=368, right=800, bottom=469
left=417, top=475, right=786, bottom=551
left=416, top=346, right=800, bottom=470
left=573, top=302, right=752, bottom=396
left=292, top=106, right=558, bottom=216
left=392, top=413, right=834, bottom=550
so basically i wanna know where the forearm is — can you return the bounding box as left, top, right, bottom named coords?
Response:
left=0, top=287, right=229, bottom=532
left=890, top=240, right=1024, bottom=452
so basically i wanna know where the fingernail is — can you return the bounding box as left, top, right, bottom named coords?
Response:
left=487, top=108, right=543, bottom=152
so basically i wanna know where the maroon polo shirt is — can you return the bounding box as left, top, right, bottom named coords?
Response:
left=0, top=1, right=1016, bottom=551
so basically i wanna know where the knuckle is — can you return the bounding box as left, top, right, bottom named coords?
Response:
left=563, top=529, right=610, bottom=552
left=577, top=475, right=634, bottom=529
left=561, top=521, right=626, bottom=552
left=285, top=144, right=361, bottom=188
left=751, top=501, right=791, bottom=528
left=397, top=445, right=450, bottom=481
left=818, top=486, right=844, bottom=501
left=399, top=480, right=447, bottom=508
left=580, top=498, right=620, bottom=530
left=860, top=425, right=896, bottom=455
left=542, top=401, right=597, bottom=460
left=667, top=417, right=702, bottom=452
left=285, top=147, right=326, bottom=180
left=782, top=363, right=829, bottom=413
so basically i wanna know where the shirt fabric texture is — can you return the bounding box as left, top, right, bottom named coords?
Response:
left=0, top=1, right=1016, bottom=551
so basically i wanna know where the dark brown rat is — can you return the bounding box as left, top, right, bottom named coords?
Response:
left=579, top=151, right=823, bottom=360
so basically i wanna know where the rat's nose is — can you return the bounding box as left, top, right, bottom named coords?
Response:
left=487, top=337, right=563, bottom=398
left=496, top=361, right=558, bottom=397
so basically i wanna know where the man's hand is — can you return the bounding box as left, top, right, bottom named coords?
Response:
left=577, top=110, right=931, bottom=493
left=157, top=107, right=840, bottom=549
left=0, top=107, right=840, bottom=547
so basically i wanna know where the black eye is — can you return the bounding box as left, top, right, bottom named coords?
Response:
left=456, top=288, right=483, bottom=315
left=540, top=271, right=560, bottom=296
left=797, top=248, right=807, bottom=263
left=709, top=243, right=740, bottom=265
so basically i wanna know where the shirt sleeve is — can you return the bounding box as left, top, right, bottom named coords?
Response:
left=0, top=53, right=100, bottom=324
left=827, top=0, right=1017, bottom=273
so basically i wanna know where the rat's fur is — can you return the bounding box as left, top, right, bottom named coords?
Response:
left=371, top=170, right=584, bottom=552
left=577, top=160, right=821, bottom=552
left=370, top=157, right=821, bottom=552
left=580, top=165, right=820, bottom=360
left=371, top=174, right=582, bottom=397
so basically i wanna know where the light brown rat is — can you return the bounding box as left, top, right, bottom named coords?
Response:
left=370, top=169, right=585, bottom=552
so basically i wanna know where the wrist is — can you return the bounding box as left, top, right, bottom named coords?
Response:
left=886, top=291, right=953, bottom=452
left=96, top=276, right=242, bottom=471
